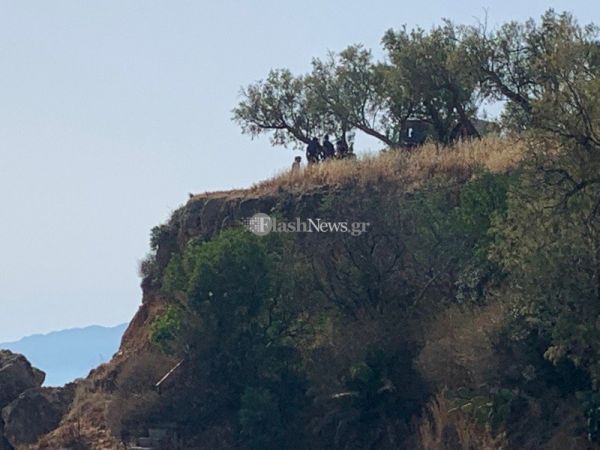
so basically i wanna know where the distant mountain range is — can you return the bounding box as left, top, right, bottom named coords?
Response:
left=0, top=323, right=127, bottom=387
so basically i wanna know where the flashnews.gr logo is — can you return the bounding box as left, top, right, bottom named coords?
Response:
left=242, top=213, right=370, bottom=237
left=244, top=213, right=274, bottom=236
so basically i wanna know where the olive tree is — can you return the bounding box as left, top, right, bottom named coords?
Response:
left=232, top=69, right=323, bottom=149
left=382, top=22, right=482, bottom=143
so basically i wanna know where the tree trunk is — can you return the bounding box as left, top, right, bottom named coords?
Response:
left=454, top=102, right=481, bottom=139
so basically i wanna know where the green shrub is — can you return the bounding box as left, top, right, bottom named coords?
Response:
left=150, top=224, right=171, bottom=252
left=150, top=306, right=184, bottom=352
left=493, top=153, right=600, bottom=386
left=239, top=387, right=284, bottom=450
left=150, top=228, right=309, bottom=444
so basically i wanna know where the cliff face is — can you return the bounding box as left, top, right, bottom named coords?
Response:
left=120, top=188, right=341, bottom=356
left=29, top=187, right=351, bottom=450
left=122, top=193, right=279, bottom=347
left=109, top=170, right=488, bottom=449
left=115, top=136, right=524, bottom=361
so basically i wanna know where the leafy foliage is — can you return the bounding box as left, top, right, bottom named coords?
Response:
left=492, top=146, right=600, bottom=386
left=150, top=305, right=184, bottom=352
left=232, top=69, right=324, bottom=148
left=238, top=387, right=283, bottom=450
left=153, top=229, right=308, bottom=445
left=235, top=21, right=485, bottom=149
left=234, top=10, right=600, bottom=154
left=382, top=21, right=481, bottom=143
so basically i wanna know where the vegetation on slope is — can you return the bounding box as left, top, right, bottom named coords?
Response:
left=115, top=133, right=596, bottom=449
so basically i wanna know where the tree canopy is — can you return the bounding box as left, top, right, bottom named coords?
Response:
left=233, top=10, right=600, bottom=151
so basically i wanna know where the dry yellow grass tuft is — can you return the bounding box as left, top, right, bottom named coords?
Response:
left=418, top=391, right=507, bottom=450
left=247, top=136, right=526, bottom=196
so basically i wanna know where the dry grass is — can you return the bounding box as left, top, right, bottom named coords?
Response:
left=246, top=136, right=525, bottom=197
left=418, top=391, right=507, bottom=450
left=188, top=136, right=526, bottom=201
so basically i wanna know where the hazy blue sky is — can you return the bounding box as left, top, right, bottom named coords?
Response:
left=0, top=1, right=596, bottom=342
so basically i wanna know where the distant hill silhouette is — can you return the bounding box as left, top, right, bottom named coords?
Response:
left=0, top=324, right=127, bottom=386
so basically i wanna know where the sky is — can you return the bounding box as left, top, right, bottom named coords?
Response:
left=0, top=1, right=596, bottom=342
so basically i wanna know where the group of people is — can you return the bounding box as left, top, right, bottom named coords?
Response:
left=291, top=135, right=356, bottom=173
left=306, top=135, right=353, bottom=163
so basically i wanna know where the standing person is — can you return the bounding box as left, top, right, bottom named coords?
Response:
left=321, top=135, right=335, bottom=160
left=335, top=139, right=349, bottom=159
left=291, top=156, right=302, bottom=173
left=306, top=137, right=320, bottom=164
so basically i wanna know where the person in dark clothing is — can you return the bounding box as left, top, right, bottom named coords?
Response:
left=335, top=139, right=349, bottom=159
left=306, top=137, right=320, bottom=164
left=321, top=135, right=335, bottom=160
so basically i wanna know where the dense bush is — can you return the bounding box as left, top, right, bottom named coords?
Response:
left=150, top=229, right=308, bottom=446
left=493, top=141, right=600, bottom=386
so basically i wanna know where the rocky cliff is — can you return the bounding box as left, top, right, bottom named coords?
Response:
left=0, top=350, right=74, bottom=449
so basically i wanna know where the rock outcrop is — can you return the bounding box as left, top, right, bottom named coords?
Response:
left=0, top=350, right=45, bottom=409
left=0, top=350, right=75, bottom=449
left=0, top=350, right=46, bottom=448
left=1, top=385, right=75, bottom=448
